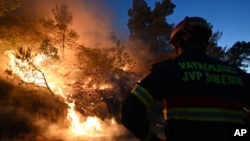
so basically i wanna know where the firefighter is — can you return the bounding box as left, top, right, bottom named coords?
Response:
left=121, top=16, right=250, bottom=141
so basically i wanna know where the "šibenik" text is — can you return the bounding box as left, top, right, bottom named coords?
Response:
left=179, top=61, right=243, bottom=86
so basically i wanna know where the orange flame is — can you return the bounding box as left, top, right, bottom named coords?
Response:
left=5, top=49, right=118, bottom=138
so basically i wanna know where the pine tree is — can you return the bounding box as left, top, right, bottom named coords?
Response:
left=225, top=41, right=250, bottom=70
left=40, top=2, right=79, bottom=59
left=127, top=0, right=175, bottom=67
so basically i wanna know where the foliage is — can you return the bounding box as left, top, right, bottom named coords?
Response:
left=16, top=46, right=32, bottom=60
left=206, top=31, right=250, bottom=71
left=76, top=43, right=135, bottom=83
left=40, top=2, right=79, bottom=59
left=149, top=0, right=175, bottom=52
left=206, top=31, right=226, bottom=60
left=224, top=41, right=250, bottom=70
left=38, top=37, right=60, bottom=63
left=0, top=0, right=20, bottom=17
left=128, top=0, right=151, bottom=39
left=127, top=0, right=175, bottom=66
left=0, top=15, right=43, bottom=49
left=128, top=0, right=250, bottom=72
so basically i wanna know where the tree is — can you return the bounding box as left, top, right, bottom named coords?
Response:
left=0, top=0, right=20, bottom=17
left=0, top=14, right=43, bottom=49
left=206, top=31, right=226, bottom=60
left=150, top=0, right=175, bottom=53
left=5, top=47, right=55, bottom=95
left=127, top=0, right=175, bottom=67
left=127, top=0, right=151, bottom=41
left=76, top=43, right=135, bottom=84
left=40, top=2, right=79, bottom=59
left=224, top=41, right=250, bottom=70
left=38, top=37, right=60, bottom=65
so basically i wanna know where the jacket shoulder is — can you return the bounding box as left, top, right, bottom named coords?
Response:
left=151, top=58, right=174, bottom=70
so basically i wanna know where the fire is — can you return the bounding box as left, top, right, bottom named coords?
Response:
left=68, top=102, right=103, bottom=137
left=121, top=64, right=130, bottom=71
left=4, top=50, right=46, bottom=86
left=34, top=53, right=46, bottom=65
left=49, top=86, right=108, bottom=138
left=4, top=49, right=119, bottom=139
left=98, top=84, right=112, bottom=90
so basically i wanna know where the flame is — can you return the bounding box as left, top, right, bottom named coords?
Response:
left=55, top=87, right=104, bottom=137
left=34, top=53, right=46, bottom=65
left=68, top=102, right=103, bottom=137
left=98, top=84, right=112, bottom=90
left=4, top=50, right=46, bottom=86
left=4, top=50, right=118, bottom=138
left=81, top=77, right=113, bottom=90
left=121, top=65, right=129, bottom=71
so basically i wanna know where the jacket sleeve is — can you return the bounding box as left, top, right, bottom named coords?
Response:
left=121, top=94, right=160, bottom=141
left=244, top=74, right=250, bottom=107
left=121, top=62, right=167, bottom=141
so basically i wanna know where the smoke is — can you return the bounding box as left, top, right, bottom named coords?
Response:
left=126, top=39, right=152, bottom=74
left=68, top=0, right=115, bottom=47
left=13, top=0, right=117, bottom=48
left=8, top=0, right=153, bottom=74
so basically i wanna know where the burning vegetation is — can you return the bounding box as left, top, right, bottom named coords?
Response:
left=0, top=0, right=144, bottom=140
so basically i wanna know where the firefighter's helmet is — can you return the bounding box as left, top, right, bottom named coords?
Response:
left=169, top=16, right=212, bottom=48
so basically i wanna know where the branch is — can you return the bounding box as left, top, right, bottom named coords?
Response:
left=29, top=61, right=55, bottom=96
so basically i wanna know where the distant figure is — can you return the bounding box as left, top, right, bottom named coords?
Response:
left=121, top=16, right=250, bottom=141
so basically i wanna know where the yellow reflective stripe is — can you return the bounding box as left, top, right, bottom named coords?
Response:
left=167, top=108, right=244, bottom=124
left=131, top=84, right=154, bottom=108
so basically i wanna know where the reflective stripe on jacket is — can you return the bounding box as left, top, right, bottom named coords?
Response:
left=131, top=84, right=154, bottom=108
left=166, top=96, right=245, bottom=123
left=167, top=107, right=244, bottom=123
left=131, top=84, right=245, bottom=124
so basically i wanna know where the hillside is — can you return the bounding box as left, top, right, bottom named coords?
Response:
left=0, top=51, right=140, bottom=141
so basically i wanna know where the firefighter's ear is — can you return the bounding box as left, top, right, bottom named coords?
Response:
left=182, top=32, right=191, bottom=41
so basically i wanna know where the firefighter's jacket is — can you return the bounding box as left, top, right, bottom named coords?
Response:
left=121, top=50, right=250, bottom=141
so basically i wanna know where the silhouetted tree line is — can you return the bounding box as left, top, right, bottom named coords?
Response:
left=128, top=0, right=250, bottom=72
